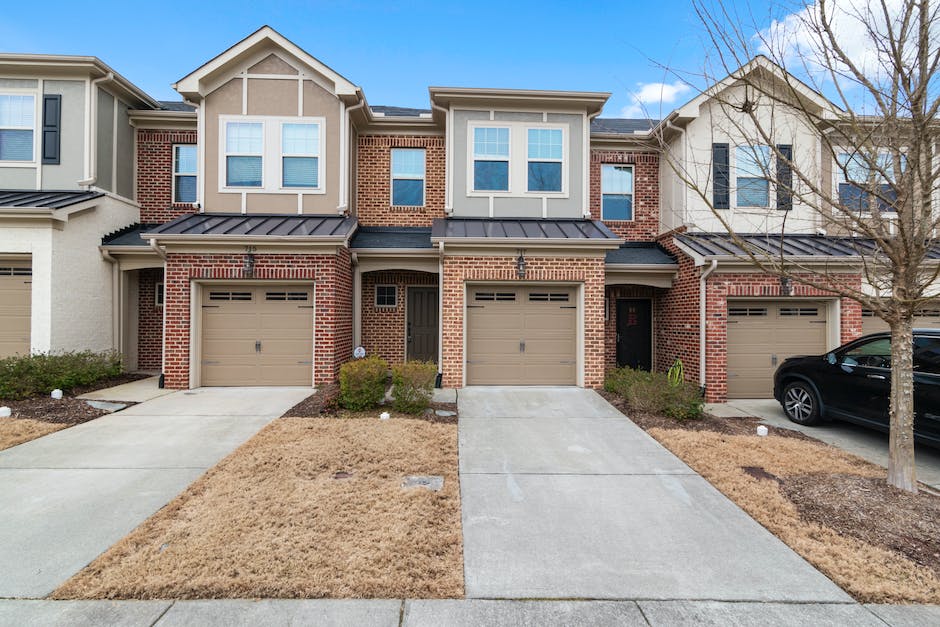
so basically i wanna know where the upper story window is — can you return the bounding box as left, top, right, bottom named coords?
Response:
left=601, top=164, right=633, bottom=220
left=527, top=129, right=563, bottom=192
left=220, top=116, right=324, bottom=194
left=473, top=127, right=510, bottom=191
left=281, top=123, right=320, bottom=188
left=735, top=145, right=771, bottom=207
left=0, top=94, right=35, bottom=162
left=391, top=148, right=425, bottom=206
left=837, top=151, right=900, bottom=212
left=173, top=145, right=197, bottom=203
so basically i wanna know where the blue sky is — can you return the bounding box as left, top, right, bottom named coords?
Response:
left=0, top=0, right=782, bottom=118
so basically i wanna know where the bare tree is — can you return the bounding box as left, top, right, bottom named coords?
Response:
left=659, top=0, right=940, bottom=492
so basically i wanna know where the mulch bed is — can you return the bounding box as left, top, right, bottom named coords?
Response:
left=1, top=372, right=148, bottom=425
left=282, top=382, right=458, bottom=424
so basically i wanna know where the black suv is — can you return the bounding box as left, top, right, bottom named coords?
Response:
left=773, top=329, right=940, bottom=447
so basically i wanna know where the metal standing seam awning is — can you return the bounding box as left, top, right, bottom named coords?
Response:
left=430, top=217, right=623, bottom=248
left=141, top=213, right=358, bottom=242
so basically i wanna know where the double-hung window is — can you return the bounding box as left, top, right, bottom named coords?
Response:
left=601, top=165, right=634, bottom=220
left=837, top=151, right=899, bottom=212
left=472, top=127, right=510, bottom=191
left=0, top=94, right=35, bottom=162
left=735, top=145, right=771, bottom=207
left=225, top=122, right=263, bottom=187
left=391, top=148, right=425, bottom=206
left=173, top=145, right=197, bottom=203
left=281, top=123, right=320, bottom=188
left=527, top=129, right=563, bottom=192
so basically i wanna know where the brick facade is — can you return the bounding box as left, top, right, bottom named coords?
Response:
left=356, top=135, right=445, bottom=226
left=136, top=129, right=198, bottom=224
left=360, top=270, right=439, bottom=364
left=137, top=268, right=164, bottom=370
left=591, top=150, right=660, bottom=241
left=652, top=234, right=703, bottom=386
left=161, top=250, right=352, bottom=389
left=441, top=254, right=606, bottom=389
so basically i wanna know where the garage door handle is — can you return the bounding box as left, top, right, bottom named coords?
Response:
left=520, top=340, right=526, bottom=353
left=867, top=374, right=886, bottom=380
left=255, top=340, right=262, bottom=353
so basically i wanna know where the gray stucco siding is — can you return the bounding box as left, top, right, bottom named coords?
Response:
left=41, top=80, right=85, bottom=189
left=115, top=100, right=133, bottom=198
left=95, top=89, right=114, bottom=192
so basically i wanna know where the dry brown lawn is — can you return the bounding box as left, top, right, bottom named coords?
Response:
left=0, top=419, right=68, bottom=451
left=55, top=413, right=463, bottom=600
left=648, top=428, right=940, bottom=604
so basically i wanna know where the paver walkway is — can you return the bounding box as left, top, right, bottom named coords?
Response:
left=458, top=387, right=851, bottom=601
left=0, top=386, right=311, bottom=598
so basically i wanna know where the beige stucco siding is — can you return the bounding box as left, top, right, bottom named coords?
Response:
left=41, top=80, right=85, bottom=190
left=95, top=88, right=114, bottom=192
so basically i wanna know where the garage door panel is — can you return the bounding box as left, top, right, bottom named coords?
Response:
left=0, top=264, right=31, bottom=358
left=466, top=363, right=524, bottom=385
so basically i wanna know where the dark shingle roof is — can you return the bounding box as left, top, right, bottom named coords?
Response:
left=676, top=232, right=940, bottom=260
left=143, top=213, right=357, bottom=239
left=431, top=217, right=619, bottom=241
left=102, top=223, right=161, bottom=247
left=371, top=105, right=431, bottom=117
left=158, top=100, right=196, bottom=112
left=591, top=118, right=658, bottom=134
left=0, top=189, right=104, bottom=209
left=606, top=242, right=676, bottom=265
left=350, top=227, right=432, bottom=249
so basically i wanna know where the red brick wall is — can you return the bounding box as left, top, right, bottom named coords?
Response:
left=162, top=251, right=352, bottom=388
left=604, top=285, right=656, bottom=372
left=360, top=270, right=439, bottom=365
left=441, top=255, right=606, bottom=389
left=591, top=150, right=659, bottom=241
left=654, top=235, right=703, bottom=386
left=702, top=271, right=863, bottom=402
left=356, top=135, right=445, bottom=226
left=137, top=268, right=164, bottom=370
left=137, top=129, right=198, bottom=224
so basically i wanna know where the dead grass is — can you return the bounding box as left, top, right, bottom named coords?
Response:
left=647, top=428, right=940, bottom=603
left=54, top=414, right=463, bottom=600
left=0, top=418, right=68, bottom=451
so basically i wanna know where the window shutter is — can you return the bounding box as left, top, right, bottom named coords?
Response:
left=776, top=144, right=793, bottom=211
left=41, top=95, right=61, bottom=165
left=712, top=143, right=729, bottom=209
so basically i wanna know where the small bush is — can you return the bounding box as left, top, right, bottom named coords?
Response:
left=604, top=366, right=704, bottom=421
left=0, top=351, right=123, bottom=400
left=339, top=356, right=389, bottom=410
left=391, top=361, right=437, bottom=414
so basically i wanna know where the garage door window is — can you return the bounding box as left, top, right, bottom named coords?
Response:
left=0, top=266, right=30, bottom=276
left=728, top=307, right=767, bottom=316
left=209, top=291, right=252, bottom=301
left=474, top=291, right=515, bottom=302
left=265, top=291, right=308, bottom=301
left=780, top=307, right=819, bottom=316
left=528, top=292, right=570, bottom=302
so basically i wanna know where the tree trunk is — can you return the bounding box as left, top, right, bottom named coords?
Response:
left=888, top=317, right=918, bottom=492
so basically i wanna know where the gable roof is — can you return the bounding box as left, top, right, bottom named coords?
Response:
left=174, top=26, right=360, bottom=100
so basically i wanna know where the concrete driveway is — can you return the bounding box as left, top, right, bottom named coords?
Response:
left=0, top=386, right=311, bottom=599
left=712, top=398, right=940, bottom=490
left=458, top=387, right=852, bottom=602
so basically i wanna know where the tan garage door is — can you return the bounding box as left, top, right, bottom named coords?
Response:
left=0, top=263, right=31, bottom=358
left=862, top=307, right=940, bottom=335
left=201, top=284, right=314, bottom=386
left=726, top=300, right=828, bottom=399
left=466, top=285, right=577, bottom=385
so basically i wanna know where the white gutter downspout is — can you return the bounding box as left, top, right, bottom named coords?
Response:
left=79, top=72, right=114, bottom=188
left=351, top=252, right=362, bottom=347
left=340, top=98, right=366, bottom=214
left=699, top=259, right=718, bottom=389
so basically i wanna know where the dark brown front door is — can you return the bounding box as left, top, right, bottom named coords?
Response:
left=616, top=299, right=652, bottom=371
left=407, top=287, right=439, bottom=362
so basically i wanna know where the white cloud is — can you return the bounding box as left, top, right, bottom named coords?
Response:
left=620, top=81, right=691, bottom=118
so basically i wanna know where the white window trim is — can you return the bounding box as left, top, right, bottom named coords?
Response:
left=0, top=90, right=39, bottom=166
left=172, top=144, right=197, bottom=204
left=375, top=284, right=398, bottom=308
left=733, top=144, right=773, bottom=210
left=279, top=121, right=322, bottom=191
left=833, top=149, right=901, bottom=216
left=467, top=121, right=569, bottom=199
left=526, top=128, right=565, bottom=194
left=155, top=282, right=165, bottom=307
left=390, top=147, right=426, bottom=207
left=601, top=163, right=635, bottom=222
left=218, top=115, right=326, bottom=195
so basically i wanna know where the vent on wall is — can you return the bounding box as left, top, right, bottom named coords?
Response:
left=475, top=292, right=516, bottom=302
left=0, top=267, right=31, bottom=276
left=209, top=291, right=252, bottom=301
left=266, top=291, right=309, bottom=301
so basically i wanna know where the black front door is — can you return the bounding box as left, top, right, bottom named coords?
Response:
left=407, top=287, right=439, bottom=363
left=616, top=299, right=652, bottom=370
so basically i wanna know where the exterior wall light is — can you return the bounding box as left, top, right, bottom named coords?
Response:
left=516, top=250, right=527, bottom=279
left=243, top=251, right=256, bottom=278
left=780, top=276, right=792, bottom=296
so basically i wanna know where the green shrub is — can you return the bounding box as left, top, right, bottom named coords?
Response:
left=0, top=351, right=123, bottom=400
left=604, top=366, right=704, bottom=421
left=339, top=356, right=389, bottom=410
left=391, top=361, right=437, bottom=414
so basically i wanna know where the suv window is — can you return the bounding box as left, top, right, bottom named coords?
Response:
left=842, top=337, right=891, bottom=368
left=914, top=336, right=940, bottom=375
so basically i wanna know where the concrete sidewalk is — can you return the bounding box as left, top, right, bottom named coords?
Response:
left=710, top=398, right=940, bottom=489
left=1, top=599, right=938, bottom=627
left=457, top=387, right=851, bottom=602
left=0, top=386, right=312, bottom=599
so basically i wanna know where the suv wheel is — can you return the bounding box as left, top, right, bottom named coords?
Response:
left=782, top=381, right=821, bottom=425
